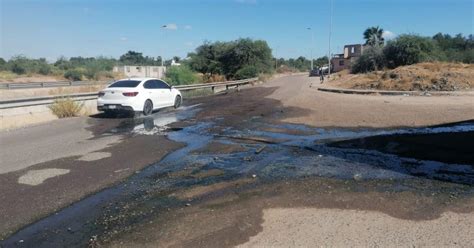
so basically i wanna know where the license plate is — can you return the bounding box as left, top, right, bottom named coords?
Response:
left=108, top=105, right=117, bottom=109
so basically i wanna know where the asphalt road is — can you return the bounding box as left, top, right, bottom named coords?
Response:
left=1, top=74, right=473, bottom=246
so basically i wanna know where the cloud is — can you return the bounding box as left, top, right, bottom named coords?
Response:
left=120, top=37, right=128, bottom=41
left=162, top=23, right=178, bottom=30
left=235, top=0, right=257, bottom=4
left=185, top=41, right=194, bottom=47
left=382, top=30, right=396, bottom=40
left=184, top=25, right=192, bottom=30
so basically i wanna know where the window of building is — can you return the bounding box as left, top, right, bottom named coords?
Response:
left=351, top=47, right=355, bottom=53
left=136, top=67, right=141, bottom=72
left=339, top=60, right=345, bottom=66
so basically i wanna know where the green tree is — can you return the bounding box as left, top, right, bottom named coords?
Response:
left=188, top=39, right=273, bottom=79
left=351, top=46, right=386, bottom=73
left=119, top=51, right=146, bottom=65
left=384, top=34, right=437, bottom=68
left=0, top=58, right=7, bottom=70
left=363, top=26, right=385, bottom=46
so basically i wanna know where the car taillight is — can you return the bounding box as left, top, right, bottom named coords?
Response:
left=98, top=92, right=105, bottom=97
left=123, top=92, right=139, bottom=97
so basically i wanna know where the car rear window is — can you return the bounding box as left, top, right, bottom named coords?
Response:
left=108, top=80, right=141, bottom=88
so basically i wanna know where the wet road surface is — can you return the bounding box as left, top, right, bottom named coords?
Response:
left=2, top=108, right=474, bottom=247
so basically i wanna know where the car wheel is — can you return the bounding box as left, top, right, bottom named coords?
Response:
left=143, top=100, right=153, bottom=116
left=174, top=95, right=182, bottom=109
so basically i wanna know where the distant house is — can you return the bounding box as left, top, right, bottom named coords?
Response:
left=113, top=65, right=167, bottom=79
left=331, top=44, right=367, bottom=72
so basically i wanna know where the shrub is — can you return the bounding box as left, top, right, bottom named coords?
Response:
left=351, top=45, right=386, bottom=73
left=48, top=98, right=84, bottom=118
left=384, top=34, right=437, bottom=68
left=164, top=66, right=200, bottom=85
left=38, top=63, right=52, bottom=75
left=64, top=69, right=83, bottom=81
left=234, top=65, right=258, bottom=79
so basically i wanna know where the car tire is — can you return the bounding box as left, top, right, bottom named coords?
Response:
left=174, top=95, right=182, bottom=109
left=143, top=100, right=153, bottom=116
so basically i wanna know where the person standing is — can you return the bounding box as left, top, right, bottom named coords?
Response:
left=319, top=67, right=325, bottom=83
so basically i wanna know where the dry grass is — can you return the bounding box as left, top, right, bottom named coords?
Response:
left=48, top=98, right=84, bottom=118
left=0, top=71, right=19, bottom=81
left=328, top=62, right=473, bottom=91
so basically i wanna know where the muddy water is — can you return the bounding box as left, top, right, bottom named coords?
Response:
left=2, top=110, right=474, bottom=247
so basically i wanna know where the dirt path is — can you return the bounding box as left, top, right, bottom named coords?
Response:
left=264, top=74, right=474, bottom=127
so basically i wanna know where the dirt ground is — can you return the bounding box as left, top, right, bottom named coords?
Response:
left=327, top=62, right=473, bottom=91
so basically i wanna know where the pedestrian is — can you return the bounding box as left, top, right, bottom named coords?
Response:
left=319, top=68, right=324, bottom=83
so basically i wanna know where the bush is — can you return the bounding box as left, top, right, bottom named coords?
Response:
left=351, top=45, right=386, bottom=73
left=38, top=63, right=52, bottom=75
left=48, top=98, right=84, bottom=118
left=234, top=65, right=258, bottom=79
left=64, top=69, right=83, bottom=81
left=384, top=34, right=437, bottom=68
left=164, top=66, right=200, bottom=85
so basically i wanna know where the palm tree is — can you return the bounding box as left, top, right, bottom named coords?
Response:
left=363, top=26, right=385, bottom=46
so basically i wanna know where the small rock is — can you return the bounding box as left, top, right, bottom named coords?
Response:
left=318, top=155, right=323, bottom=158
left=353, top=173, right=363, bottom=181
left=185, top=203, right=191, bottom=207
left=19, top=240, right=24, bottom=243
left=252, top=174, right=257, bottom=178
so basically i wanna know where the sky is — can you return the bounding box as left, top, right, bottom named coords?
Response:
left=1, top=0, right=473, bottom=61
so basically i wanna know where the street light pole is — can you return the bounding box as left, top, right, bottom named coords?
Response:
left=328, top=0, right=333, bottom=78
left=307, top=27, right=314, bottom=70
left=161, top=25, right=167, bottom=67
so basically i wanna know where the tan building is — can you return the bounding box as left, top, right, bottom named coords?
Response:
left=331, top=44, right=367, bottom=72
left=113, top=65, right=167, bottom=79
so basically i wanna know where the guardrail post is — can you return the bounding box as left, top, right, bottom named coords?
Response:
left=69, top=81, right=73, bottom=86
left=41, top=82, right=44, bottom=87
left=7, top=83, right=10, bottom=89
left=226, top=85, right=229, bottom=90
left=211, top=86, right=215, bottom=93
left=236, top=85, right=240, bottom=92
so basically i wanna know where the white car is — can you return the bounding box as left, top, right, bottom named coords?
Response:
left=97, top=78, right=182, bottom=116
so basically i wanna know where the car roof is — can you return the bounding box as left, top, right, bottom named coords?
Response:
left=117, top=77, right=160, bottom=82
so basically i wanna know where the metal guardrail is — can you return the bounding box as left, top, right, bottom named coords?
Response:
left=0, top=78, right=259, bottom=109
left=0, top=80, right=110, bottom=89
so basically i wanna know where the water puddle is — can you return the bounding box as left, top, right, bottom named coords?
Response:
left=107, top=104, right=201, bottom=135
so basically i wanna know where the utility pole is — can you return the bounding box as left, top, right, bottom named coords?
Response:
left=328, top=0, right=333, bottom=78
left=307, top=27, right=314, bottom=70
left=161, top=25, right=167, bottom=67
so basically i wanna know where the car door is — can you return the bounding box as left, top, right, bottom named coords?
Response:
left=143, top=80, right=160, bottom=109
left=156, top=80, right=174, bottom=106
